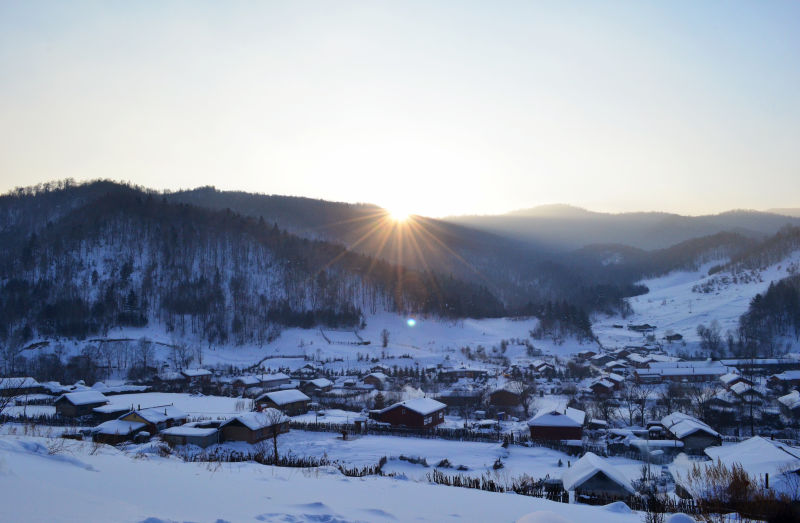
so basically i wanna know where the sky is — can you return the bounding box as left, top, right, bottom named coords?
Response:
left=0, top=1, right=798, bottom=218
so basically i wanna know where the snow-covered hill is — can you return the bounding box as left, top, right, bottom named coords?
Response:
left=594, top=249, right=800, bottom=354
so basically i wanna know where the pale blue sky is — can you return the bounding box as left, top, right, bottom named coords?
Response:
left=1, top=1, right=798, bottom=217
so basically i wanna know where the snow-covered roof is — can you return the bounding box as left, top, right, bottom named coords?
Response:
left=93, top=419, right=146, bottom=435
left=705, top=437, right=800, bottom=484
left=262, top=372, right=290, bottom=382
left=258, top=389, right=310, bottom=405
left=92, top=404, right=130, bottom=414
left=181, top=368, right=212, bottom=377
left=232, top=375, right=262, bottom=386
left=560, top=452, right=634, bottom=494
left=128, top=405, right=187, bottom=424
left=662, top=412, right=719, bottom=439
left=366, top=372, right=388, bottom=381
left=308, top=378, right=333, bottom=388
left=719, top=372, right=743, bottom=385
left=0, top=377, right=40, bottom=389
left=528, top=407, right=585, bottom=428
left=778, top=390, right=800, bottom=410
left=161, top=426, right=218, bottom=437
left=382, top=397, right=446, bottom=416
left=771, top=370, right=800, bottom=381
left=221, top=409, right=289, bottom=430
left=55, top=390, right=108, bottom=406
left=730, top=381, right=757, bottom=396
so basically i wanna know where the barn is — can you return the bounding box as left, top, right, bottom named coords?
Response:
left=373, top=398, right=446, bottom=428
left=527, top=407, right=585, bottom=441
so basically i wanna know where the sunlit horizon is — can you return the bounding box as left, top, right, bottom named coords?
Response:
left=2, top=2, right=799, bottom=217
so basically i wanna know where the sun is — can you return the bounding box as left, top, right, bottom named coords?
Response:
left=387, top=207, right=412, bottom=222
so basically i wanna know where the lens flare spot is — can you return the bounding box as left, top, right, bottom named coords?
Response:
left=406, top=318, right=416, bottom=327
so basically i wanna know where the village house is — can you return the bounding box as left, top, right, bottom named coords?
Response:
left=54, top=390, right=109, bottom=417
left=180, top=368, right=213, bottom=386
left=778, top=390, right=800, bottom=417
left=488, top=387, right=522, bottom=408
left=439, top=367, right=489, bottom=381
left=635, top=360, right=733, bottom=384
left=372, top=397, right=446, bottom=428
left=527, top=407, right=585, bottom=441
left=228, top=375, right=264, bottom=391
left=363, top=372, right=389, bottom=390
left=301, top=378, right=333, bottom=395
left=119, top=405, right=188, bottom=434
left=768, top=370, right=800, bottom=391
left=92, top=403, right=131, bottom=422
left=219, top=410, right=289, bottom=444
left=703, top=437, right=800, bottom=496
left=0, top=377, right=44, bottom=396
left=588, top=379, right=615, bottom=397
left=260, top=372, right=292, bottom=391
left=560, top=452, right=635, bottom=501
left=161, top=425, right=220, bottom=448
left=255, top=389, right=311, bottom=415
left=719, top=372, right=752, bottom=390
left=661, top=412, right=721, bottom=453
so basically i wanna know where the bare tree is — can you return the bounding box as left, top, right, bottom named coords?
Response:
left=0, top=377, right=25, bottom=427
left=263, top=408, right=289, bottom=463
left=621, top=381, right=648, bottom=426
left=685, top=383, right=720, bottom=421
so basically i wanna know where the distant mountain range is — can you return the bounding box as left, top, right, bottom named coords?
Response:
left=446, top=204, right=800, bottom=250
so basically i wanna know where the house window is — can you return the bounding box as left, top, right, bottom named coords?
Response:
left=424, top=416, right=432, bottom=425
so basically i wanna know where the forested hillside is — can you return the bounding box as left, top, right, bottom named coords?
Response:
left=0, top=183, right=505, bottom=348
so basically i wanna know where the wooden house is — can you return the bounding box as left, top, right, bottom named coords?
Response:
left=363, top=372, right=389, bottom=390
left=55, top=391, right=109, bottom=417
left=561, top=452, right=635, bottom=500
left=528, top=407, right=585, bottom=441
left=662, top=412, right=721, bottom=453
left=92, top=419, right=147, bottom=445
left=161, top=425, right=219, bottom=448
left=219, top=410, right=289, bottom=444
left=255, top=389, right=310, bottom=415
left=119, top=405, right=187, bottom=434
left=372, top=398, right=446, bottom=428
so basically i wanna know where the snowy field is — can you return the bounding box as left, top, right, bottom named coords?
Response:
left=19, top=313, right=599, bottom=377
left=0, top=434, right=647, bottom=523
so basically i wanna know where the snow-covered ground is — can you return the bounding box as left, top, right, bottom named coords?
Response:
left=0, top=434, right=646, bottom=523
left=19, top=312, right=598, bottom=378
left=595, top=251, right=800, bottom=353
